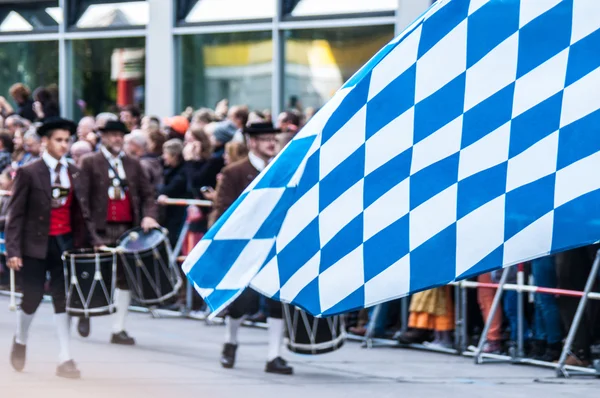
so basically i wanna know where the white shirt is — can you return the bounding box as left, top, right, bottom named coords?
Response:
left=100, top=145, right=126, bottom=179
left=42, top=151, right=70, bottom=189
left=248, top=151, right=268, bottom=172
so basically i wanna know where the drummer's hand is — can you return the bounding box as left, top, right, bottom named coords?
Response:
left=94, top=245, right=109, bottom=252
left=141, top=217, right=160, bottom=232
left=7, top=257, right=22, bottom=271
left=157, top=194, right=168, bottom=205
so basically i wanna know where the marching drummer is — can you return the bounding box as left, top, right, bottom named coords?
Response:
left=209, top=122, right=293, bottom=375
left=6, top=117, right=103, bottom=378
left=78, top=120, right=159, bottom=345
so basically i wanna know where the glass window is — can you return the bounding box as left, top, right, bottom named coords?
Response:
left=284, top=26, right=394, bottom=111
left=283, top=0, right=396, bottom=18
left=72, top=38, right=145, bottom=119
left=182, top=0, right=274, bottom=24
left=0, top=41, right=59, bottom=116
left=0, top=1, right=60, bottom=33
left=179, top=32, right=272, bottom=113
left=69, top=1, right=148, bottom=29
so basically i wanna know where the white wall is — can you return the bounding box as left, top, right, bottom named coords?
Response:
left=145, top=0, right=174, bottom=119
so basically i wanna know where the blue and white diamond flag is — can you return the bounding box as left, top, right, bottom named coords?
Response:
left=183, top=0, right=600, bottom=318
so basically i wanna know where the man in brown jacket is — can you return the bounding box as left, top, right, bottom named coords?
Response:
left=209, top=122, right=293, bottom=375
left=78, top=120, right=159, bottom=345
left=6, top=117, right=102, bottom=379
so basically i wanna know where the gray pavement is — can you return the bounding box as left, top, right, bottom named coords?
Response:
left=0, top=297, right=597, bottom=398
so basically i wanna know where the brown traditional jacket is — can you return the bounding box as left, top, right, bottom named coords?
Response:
left=5, top=158, right=101, bottom=259
left=208, top=157, right=259, bottom=228
left=79, top=151, right=158, bottom=232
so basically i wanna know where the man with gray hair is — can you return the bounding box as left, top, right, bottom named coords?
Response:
left=70, top=140, right=93, bottom=166
left=22, top=129, right=41, bottom=164
left=124, top=130, right=163, bottom=190
left=77, top=116, right=95, bottom=142
left=94, top=112, right=118, bottom=131
left=5, top=115, right=28, bottom=136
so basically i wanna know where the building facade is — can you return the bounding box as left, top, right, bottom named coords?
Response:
left=0, top=0, right=433, bottom=120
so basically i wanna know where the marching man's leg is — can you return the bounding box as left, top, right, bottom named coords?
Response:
left=49, top=238, right=80, bottom=379
left=10, top=258, right=45, bottom=372
left=265, top=299, right=293, bottom=375
left=111, top=259, right=135, bottom=345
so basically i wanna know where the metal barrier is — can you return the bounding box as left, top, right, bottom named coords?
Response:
left=0, top=195, right=599, bottom=376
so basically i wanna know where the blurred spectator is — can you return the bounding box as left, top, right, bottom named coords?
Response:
left=95, top=112, right=118, bottom=130
left=157, top=139, right=189, bottom=248
left=191, top=108, right=216, bottom=128
left=395, top=287, right=454, bottom=348
left=11, top=127, right=25, bottom=166
left=77, top=116, right=96, bottom=142
left=276, top=110, right=302, bottom=152
left=223, top=141, right=248, bottom=167
left=8, top=83, right=36, bottom=122
left=477, top=272, right=504, bottom=353
left=120, top=104, right=141, bottom=131
left=0, top=166, right=14, bottom=284
left=4, top=115, right=27, bottom=137
left=0, top=96, right=14, bottom=118
left=147, top=129, right=167, bottom=157
left=223, top=105, right=249, bottom=145
left=305, top=106, right=317, bottom=122
left=22, top=130, right=42, bottom=159
left=125, top=129, right=163, bottom=191
left=32, top=86, right=60, bottom=120
left=530, top=255, right=563, bottom=361
left=70, top=140, right=93, bottom=167
left=141, top=115, right=161, bottom=134
left=163, top=115, right=189, bottom=139
left=0, top=131, right=13, bottom=172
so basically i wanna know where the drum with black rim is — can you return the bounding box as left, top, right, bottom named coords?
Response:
left=117, top=227, right=182, bottom=305
left=283, top=304, right=346, bottom=355
left=63, top=249, right=117, bottom=317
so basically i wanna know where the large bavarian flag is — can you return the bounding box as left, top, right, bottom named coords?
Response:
left=183, top=0, right=600, bottom=318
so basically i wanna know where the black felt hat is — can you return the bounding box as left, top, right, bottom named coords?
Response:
left=37, top=117, right=77, bottom=137
left=99, top=120, right=130, bottom=135
left=243, top=122, right=281, bottom=135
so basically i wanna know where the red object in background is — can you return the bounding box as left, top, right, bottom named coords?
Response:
left=117, top=79, right=136, bottom=107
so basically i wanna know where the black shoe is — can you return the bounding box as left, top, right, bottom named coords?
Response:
left=56, top=360, right=81, bottom=379
left=529, top=340, right=547, bottom=360
left=220, top=343, right=237, bottom=369
left=265, top=357, right=293, bottom=375
left=540, top=342, right=562, bottom=362
left=10, top=337, right=26, bottom=372
left=110, top=331, right=135, bottom=346
left=78, top=317, right=90, bottom=338
left=247, top=312, right=267, bottom=324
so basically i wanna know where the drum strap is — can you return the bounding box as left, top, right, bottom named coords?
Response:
left=106, top=161, right=129, bottom=190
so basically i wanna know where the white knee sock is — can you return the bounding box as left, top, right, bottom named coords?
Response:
left=55, top=313, right=72, bottom=364
left=112, top=289, right=131, bottom=334
left=267, top=318, right=284, bottom=361
left=16, top=310, right=34, bottom=345
left=225, top=316, right=243, bottom=345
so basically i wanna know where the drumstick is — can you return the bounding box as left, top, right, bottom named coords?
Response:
left=160, top=198, right=213, bottom=208
left=98, top=246, right=123, bottom=254
left=9, top=268, right=16, bottom=311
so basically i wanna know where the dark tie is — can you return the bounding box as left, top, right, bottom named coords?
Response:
left=55, top=163, right=62, bottom=186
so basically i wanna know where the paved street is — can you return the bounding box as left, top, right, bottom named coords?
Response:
left=0, top=297, right=597, bottom=398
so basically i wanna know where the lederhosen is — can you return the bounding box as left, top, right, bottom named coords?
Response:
left=21, top=167, right=73, bottom=315
left=99, top=157, right=132, bottom=290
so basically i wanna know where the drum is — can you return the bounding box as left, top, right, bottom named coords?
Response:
left=283, top=304, right=346, bottom=355
left=117, top=227, right=182, bottom=305
left=63, top=249, right=117, bottom=317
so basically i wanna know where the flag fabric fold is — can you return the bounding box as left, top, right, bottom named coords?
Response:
left=183, top=0, right=600, bottom=317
